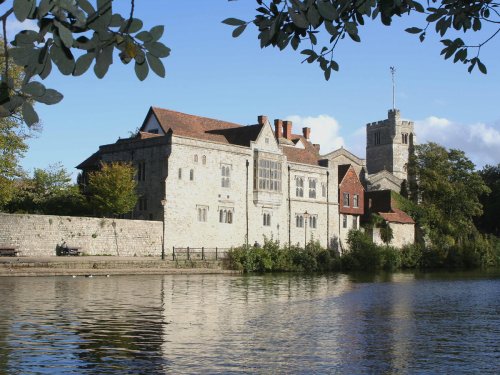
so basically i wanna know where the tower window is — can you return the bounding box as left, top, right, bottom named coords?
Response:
left=374, top=131, right=381, bottom=145
left=402, top=133, right=409, bottom=144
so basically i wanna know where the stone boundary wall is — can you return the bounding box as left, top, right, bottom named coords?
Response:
left=0, top=213, right=163, bottom=257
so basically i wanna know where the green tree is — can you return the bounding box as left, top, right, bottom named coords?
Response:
left=225, top=1, right=498, bottom=79
left=476, top=164, right=500, bottom=236
left=409, top=142, right=490, bottom=247
left=87, top=162, right=138, bottom=217
left=7, top=163, right=87, bottom=215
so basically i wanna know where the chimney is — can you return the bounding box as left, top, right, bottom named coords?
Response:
left=274, top=119, right=283, bottom=139
left=313, top=143, right=320, bottom=152
left=257, top=115, right=268, bottom=125
left=283, top=120, right=292, bottom=140
left=302, top=127, right=311, bottom=140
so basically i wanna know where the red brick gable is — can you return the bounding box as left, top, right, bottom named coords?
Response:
left=338, top=165, right=364, bottom=215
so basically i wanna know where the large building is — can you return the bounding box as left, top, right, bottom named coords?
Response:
left=78, top=107, right=414, bottom=252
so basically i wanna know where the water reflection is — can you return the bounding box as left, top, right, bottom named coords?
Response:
left=0, top=272, right=499, bottom=374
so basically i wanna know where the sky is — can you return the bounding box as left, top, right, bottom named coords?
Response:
left=5, top=1, right=500, bottom=178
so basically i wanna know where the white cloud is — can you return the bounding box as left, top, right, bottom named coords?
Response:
left=285, top=114, right=345, bottom=154
left=415, top=116, right=500, bottom=168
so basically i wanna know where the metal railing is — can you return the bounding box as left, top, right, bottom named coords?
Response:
left=172, top=247, right=231, bottom=261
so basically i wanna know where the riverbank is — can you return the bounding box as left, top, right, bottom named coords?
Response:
left=0, top=256, right=239, bottom=277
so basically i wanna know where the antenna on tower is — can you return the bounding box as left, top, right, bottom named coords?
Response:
left=390, top=66, right=396, bottom=110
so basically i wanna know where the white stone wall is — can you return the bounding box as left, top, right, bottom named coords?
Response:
left=0, top=213, right=163, bottom=256
left=371, top=223, right=415, bottom=248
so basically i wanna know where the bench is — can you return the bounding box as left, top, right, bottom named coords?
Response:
left=57, top=245, right=82, bottom=256
left=0, top=247, right=19, bottom=257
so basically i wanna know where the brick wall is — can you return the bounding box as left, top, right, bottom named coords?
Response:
left=0, top=213, right=163, bottom=257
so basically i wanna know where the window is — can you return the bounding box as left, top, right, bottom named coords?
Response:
left=321, top=183, right=326, bottom=198
left=197, top=206, right=207, bottom=222
left=309, top=179, right=317, bottom=198
left=295, top=214, right=304, bottom=228
left=190, top=169, right=194, bottom=181
left=178, top=168, right=182, bottom=179
left=374, top=131, right=381, bottom=145
left=221, top=165, right=231, bottom=188
left=296, top=177, right=304, bottom=197
left=219, top=208, right=233, bottom=224
left=343, top=192, right=350, bottom=207
left=202, top=155, right=206, bottom=165
left=265, top=137, right=269, bottom=144
left=343, top=214, right=347, bottom=228
left=352, top=216, right=357, bottom=229
left=194, top=155, right=198, bottom=163
left=137, top=161, right=146, bottom=181
left=256, top=159, right=281, bottom=191
left=263, top=213, right=271, bottom=226
left=402, top=133, right=409, bottom=144
left=353, top=194, right=359, bottom=208
left=138, top=196, right=148, bottom=211
left=309, top=215, right=317, bottom=229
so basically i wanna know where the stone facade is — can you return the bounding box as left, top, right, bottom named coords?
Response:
left=366, top=109, right=415, bottom=189
left=77, top=107, right=416, bottom=253
left=0, top=213, right=163, bottom=256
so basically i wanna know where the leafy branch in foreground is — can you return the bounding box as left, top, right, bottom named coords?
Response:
left=0, top=0, right=170, bottom=126
left=224, top=0, right=499, bottom=80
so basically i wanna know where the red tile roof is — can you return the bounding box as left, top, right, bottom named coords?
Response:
left=378, top=208, right=415, bottom=224
left=281, top=135, right=321, bottom=166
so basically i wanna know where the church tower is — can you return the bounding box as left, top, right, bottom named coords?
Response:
left=366, top=109, right=415, bottom=182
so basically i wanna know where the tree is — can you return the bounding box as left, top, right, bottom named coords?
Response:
left=87, top=162, right=138, bottom=217
left=408, top=142, right=490, bottom=247
left=0, top=0, right=169, bottom=125
left=0, top=38, right=39, bottom=209
left=224, top=0, right=498, bottom=79
left=6, top=163, right=87, bottom=215
left=476, top=164, right=500, bottom=236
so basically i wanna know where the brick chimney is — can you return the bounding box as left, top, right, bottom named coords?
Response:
left=274, top=119, right=283, bottom=139
left=313, top=143, right=320, bottom=152
left=302, top=127, right=311, bottom=140
left=283, top=120, right=292, bottom=140
left=257, top=115, right=268, bottom=125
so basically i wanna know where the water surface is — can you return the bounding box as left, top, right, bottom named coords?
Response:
left=0, top=271, right=499, bottom=374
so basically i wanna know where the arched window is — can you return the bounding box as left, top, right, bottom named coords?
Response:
left=202, top=155, right=206, bottom=165
left=309, top=179, right=317, bottom=198
left=194, top=155, right=198, bottom=163
left=309, top=216, right=317, bottom=229
left=221, top=165, right=231, bottom=187
left=219, top=209, right=224, bottom=223
left=190, top=169, right=194, bottom=181
left=263, top=213, right=271, bottom=226
left=178, top=168, right=182, bottom=179
left=227, top=210, right=233, bottom=224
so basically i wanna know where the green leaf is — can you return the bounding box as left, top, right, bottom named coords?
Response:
left=135, top=31, right=153, bottom=43
left=145, top=42, right=170, bottom=58
left=13, top=0, right=35, bottom=22
left=50, top=44, right=75, bottom=75
left=134, top=61, right=149, bottom=81
left=22, top=101, right=39, bottom=126
left=150, top=25, right=164, bottom=41
left=23, top=81, right=46, bottom=97
left=406, top=27, right=423, bottom=34
left=35, top=89, right=63, bottom=105
left=73, top=53, right=95, bottom=76
left=317, top=1, right=338, bottom=21
left=55, top=21, right=74, bottom=48
left=288, top=8, right=308, bottom=29
left=477, top=60, right=487, bottom=74
left=94, top=45, right=113, bottom=78
left=78, top=0, right=95, bottom=14
left=330, top=60, right=339, bottom=71
left=109, top=14, right=124, bottom=27
left=123, top=18, right=143, bottom=33
left=222, top=18, right=246, bottom=26
left=146, top=53, right=165, bottom=78
left=232, top=24, right=247, bottom=38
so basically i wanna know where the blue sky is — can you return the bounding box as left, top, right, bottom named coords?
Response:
left=6, top=1, right=500, bottom=178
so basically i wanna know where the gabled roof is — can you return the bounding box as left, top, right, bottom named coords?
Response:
left=365, top=190, right=414, bottom=224
left=282, top=134, right=321, bottom=166
left=379, top=209, right=415, bottom=224
left=76, top=151, right=101, bottom=170
left=321, top=147, right=365, bottom=166
left=368, top=170, right=402, bottom=185
left=142, top=107, right=262, bottom=146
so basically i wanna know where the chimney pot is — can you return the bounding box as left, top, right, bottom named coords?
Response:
left=283, top=120, right=293, bottom=140
left=274, top=119, right=283, bottom=139
left=258, top=115, right=268, bottom=125
left=302, top=127, right=311, bottom=140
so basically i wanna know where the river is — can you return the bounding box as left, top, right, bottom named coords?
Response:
left=0, top=271, right=499, bottom=374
